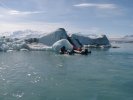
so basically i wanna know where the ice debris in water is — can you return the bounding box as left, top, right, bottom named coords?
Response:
left=0, top=36, right=29, bottom=51
left=12, top=92, right=24, bottom=98
left=27, top=74, right=31, bottom=76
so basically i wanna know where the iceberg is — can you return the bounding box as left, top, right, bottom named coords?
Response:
left=52, top=39, right=73, bottom=53
left=39, top=28, right=68, bottom=46
left=38, top=28, right=111, bottom=49
left=70, top=34, right=111, bottom=48
left=0, top=28, right=111, bottom=52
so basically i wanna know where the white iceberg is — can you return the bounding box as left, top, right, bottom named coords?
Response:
left=52, top=39, right=73, bottom=53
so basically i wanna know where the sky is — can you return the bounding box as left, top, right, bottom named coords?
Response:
left=0, top=0, right=133, bottom=37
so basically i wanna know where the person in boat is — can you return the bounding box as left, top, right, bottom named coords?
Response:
left=74, top=47, right=91, bottom=55
left=80, top=48, right=91, bottom=55
left=59, top=46, right=67, bottom=54
left=60, top=46, right=74, bottom=55
left=59, top=46, right=91, bottom=55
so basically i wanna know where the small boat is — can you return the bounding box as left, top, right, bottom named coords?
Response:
left=74, top=48, right=91, bottom=55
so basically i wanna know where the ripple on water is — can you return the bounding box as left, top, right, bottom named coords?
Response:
left=27, top=72, right=41, bottom=84
left=127, top=56, right=133, bottom=59
left=3, top=93, right=8, bottom=96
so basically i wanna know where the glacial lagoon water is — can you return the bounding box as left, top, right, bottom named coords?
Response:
left=0, top=43, right=133, bottom=100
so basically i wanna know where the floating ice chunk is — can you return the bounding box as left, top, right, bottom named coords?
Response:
left=7, top=50, right=14, bottom=52
left=12, top=92, right=24, bottom=98
left=0, top=37, right=29, bottom=51
left=28, top=43, right=52, bottom=51
left=11, top=41, right=29, bottom=50
left=0, top=44, right=9, bottom=51
left=27, top=74, right=31, bottom=76
left=52, top=39, right=73, bottom=53
left=20, top=48, right=29, bottom=51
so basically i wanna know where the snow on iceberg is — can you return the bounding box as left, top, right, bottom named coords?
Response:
left=70, top=34, right=111, bottom=48
left=39, top=28, right=68, bottom=46
left=70, top=34, right=93, bottom=48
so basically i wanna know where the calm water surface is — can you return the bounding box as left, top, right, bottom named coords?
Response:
left=0, top=43, right=133, bottom=100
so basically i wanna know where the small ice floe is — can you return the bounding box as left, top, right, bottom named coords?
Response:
left=20, top=48, right=29, bottom=51
left=28, top=43, right=52, bottom=51
left=52, top=39, right=73, bottom=53
left=87, top=44, right=111, bottom=48
left=0, top=37, right=29, bottom=52
left=6, top=49, right=14, bottom=52
left=27, top=73, right=31, bottom=76
left=2, top=78, right=5, bottom=81
left=99, top=45, right=111, bottom=48
left=33, top=72, right=37, bottom=75
left=57, top=64, right=63, bottom=67
left=12, top=92, right=24, bottom=98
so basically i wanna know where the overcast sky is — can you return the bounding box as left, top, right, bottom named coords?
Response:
left=0, top=0, right=133, bottom=37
